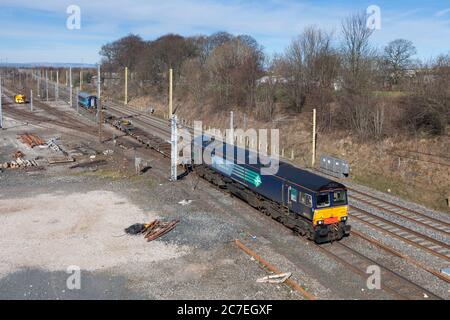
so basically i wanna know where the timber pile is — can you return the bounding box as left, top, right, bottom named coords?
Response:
left=1, top=157, right=38, bottom=169
left=18, top=133, right=45, bottom=148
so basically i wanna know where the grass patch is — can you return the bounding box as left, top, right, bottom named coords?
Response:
left=71, top=168, right=157, bottom=189
left=352, top=170, right=449, bottom=214
left=71, top=169, right=131, bottom=180
left=372, top=90, right=409, bottom=98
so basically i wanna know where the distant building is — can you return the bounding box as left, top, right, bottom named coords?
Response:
left=333, top=77, right=344, bottom=91
left=256, top=75, right=288, bottom=86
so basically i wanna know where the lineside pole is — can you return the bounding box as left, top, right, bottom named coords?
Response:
left=229, top=111, right=234, bottom=144
left=37, top=72, right=40, bottom=98
left=30, top=89, right=33, bottom=112
left=45, top=70, right=49, bottom=102
left=124, top=67, right=128, bottom=105
left=79, top=69, right=83, bottom=91
left=170, top=114, right=178, bottom=181
left=96, top=64, right=101, bottom=121
left=312, top=108, right=316, bottom=167
left=56, top=70, right=59, bottom=101
left=76, top=88, right=79, bottom=114
left=98, top=98, right=103, bottom=142
left=69, top=67, right=73, bottom=107
left=0, top=73, right=3, bottom=129
left=169, top=68, right=173, bottom=116
left=97, top=64, right=102, bottom=142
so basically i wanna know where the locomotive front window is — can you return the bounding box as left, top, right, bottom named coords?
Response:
left=316, top=193, right=330, bottom=208
left=333, top=190, right=347, bottom=206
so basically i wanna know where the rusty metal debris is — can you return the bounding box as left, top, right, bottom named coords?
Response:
left=69, top=159, right=107, bottom=169
left=47, top=156, right=75, bottom=165
left=18, top=133, right=45, bottom=148
left=125, top=219, right=180, bottom=242
left=13, top=151, right=25, bottom=159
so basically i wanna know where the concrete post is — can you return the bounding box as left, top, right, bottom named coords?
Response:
left=169, top=68, right=173, bottom=116
left=69, top=67, right=72, bottom=107
left=30, top=89, right=33, bottom=112
left=96, top=64, right=101, bottom=122
left=45, top=70, right=49, bottom=102
left=229, top=111, right=234, bottom=145
left=37, top=70, right=41, bottom=98
left=0, top=74, right=3, bottom=129
left=79, top=69, right=83, bottom=91
left=312, top=108, right=316, bottom=167
left=76, top=88, right=79, bottom=114
left=124, top=67, right=128, bottom=105
left=56, top=70, right=59, bottom=101
left=170, top=114, right=178, bottom=181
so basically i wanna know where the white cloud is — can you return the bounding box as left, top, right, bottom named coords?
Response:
left=1, top=1, right=449, bottom=62
left=436, top=8, right=450, bottom=17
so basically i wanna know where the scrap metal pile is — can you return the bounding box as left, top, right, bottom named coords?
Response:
left=125, top=219, right=180, bottom=242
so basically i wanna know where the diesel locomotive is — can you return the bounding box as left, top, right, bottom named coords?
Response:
left=77, top=92, right=97, bottom=109
left=191, top=135, right=351, bottom=243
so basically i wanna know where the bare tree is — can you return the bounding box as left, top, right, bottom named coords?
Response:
left=256, top=57, right=279, bottom=121
left=205, top=35, right=264, bottom=108
left=341, top=11, right=375, bottom=93
left=99, top=34, right=146, bottom=72
left=383, top=39, right=417, bottom=85
left=402, top=54, right=450, bottom=135
left=281, top=26, right=338, bottom=112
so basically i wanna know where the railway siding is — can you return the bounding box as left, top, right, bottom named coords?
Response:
left=3, top=78, right=449, bottom=299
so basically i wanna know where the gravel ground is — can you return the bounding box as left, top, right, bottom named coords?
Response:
left=0, top=190, right=189, bottom=277
left=1, top=101, right=448, bottom=300
left=0, top=121, right=306, bottom=299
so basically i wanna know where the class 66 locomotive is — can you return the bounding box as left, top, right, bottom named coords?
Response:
left=190, top=136, right=351, bottom=244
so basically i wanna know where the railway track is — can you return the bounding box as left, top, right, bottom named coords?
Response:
left=317, top=241, right=440, bottom=300
left=349, top=206, right=450, bottom=262
left=104, top=102, right=171, bottom=142
left=203, top=174, right=447, bottom=299
left=91, top=100, right=450, bottom=266
left=349, top=187, right=450, bottom=236
left=6, top=74, right=449, bottom=299
left=350, top=230, right=450, bottom=283
left=2, top=99, right=98, bottom=137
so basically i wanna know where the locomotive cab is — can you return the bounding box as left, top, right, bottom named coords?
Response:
left=312, top=188, right=351, bottom=242
left=14, top=94, right=26, bottom=104
left=78, top=92, right=97, bottom=109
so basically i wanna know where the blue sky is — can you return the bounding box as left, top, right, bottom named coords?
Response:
left=0, top=0, right=449, bottom=63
